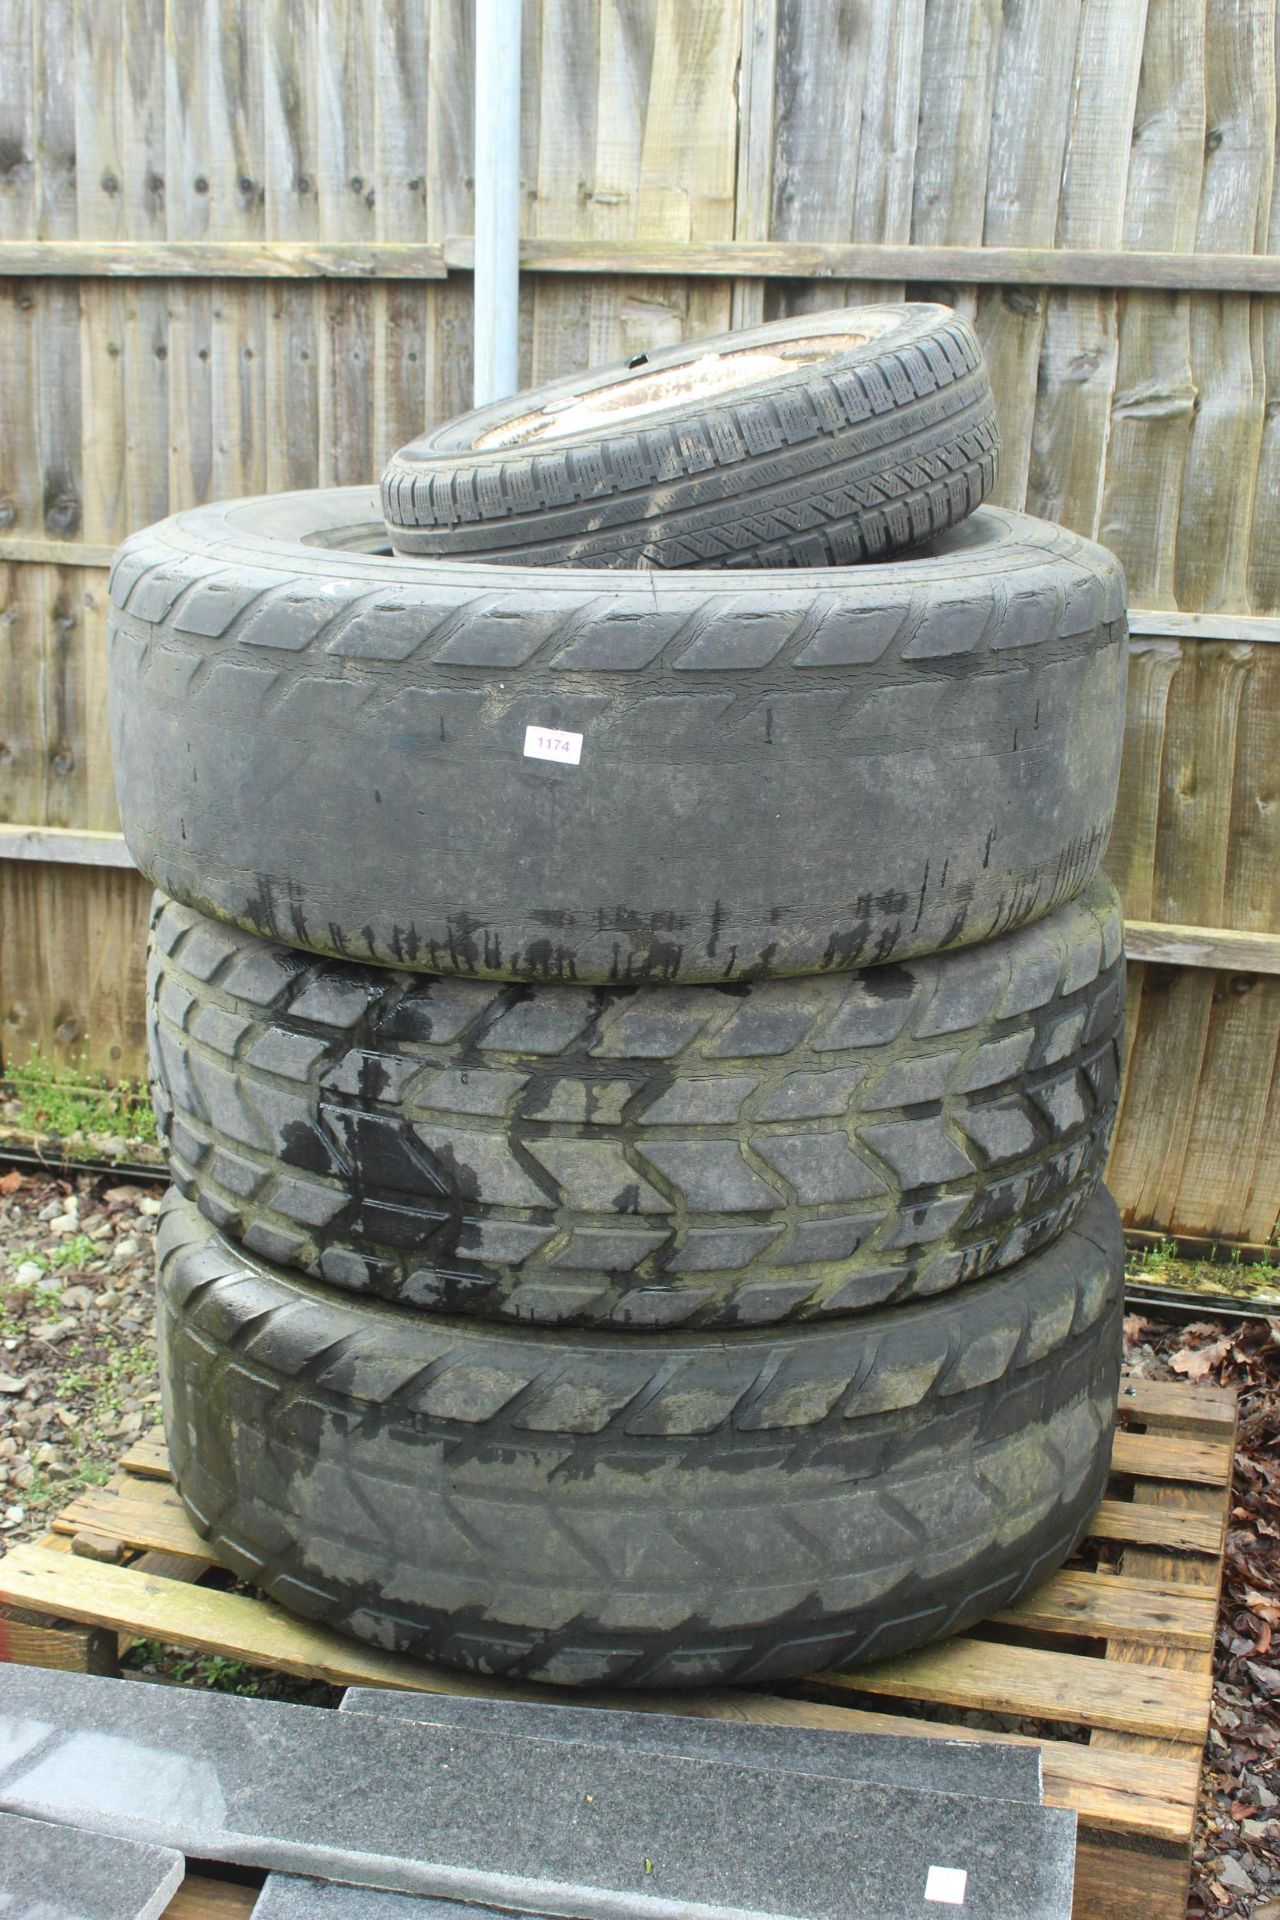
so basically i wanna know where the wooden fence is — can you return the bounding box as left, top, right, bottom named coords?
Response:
left=0, top=0, right=1276, bottom=1247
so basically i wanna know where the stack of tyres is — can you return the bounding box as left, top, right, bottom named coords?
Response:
left=111, top=304, right=1130, bottom=1689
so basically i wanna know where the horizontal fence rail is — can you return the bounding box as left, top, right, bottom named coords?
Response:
left=2, top=237, right=1280, bottom=291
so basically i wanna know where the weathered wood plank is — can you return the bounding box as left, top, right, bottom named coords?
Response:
left=1123, top=920, right=1280, bottom=973
left=0, top=0, right=34, bottom=243
left=526, top=0, right=599, bottom=386
left=120, top=1432, right=175, bottom=1479
left=371, top=0, right=431, bottom=471
left=1027, top=0, right=1148, bottom=539
left=1248, top=36, right=1280, bottom=614
left=975, top=0, right=1081, bottom=509
left=1223, top=634, right=1280, bottom=927
left=910, top=0, right=999, bottom=250
left=1127, top=607, right=1280, bottom=643
left=729, top=0, right=778, bottom=330
left=1089, top=1497, right=1224, bottom=1554
left=1174, top=975, right=1280, bottom=1238
left=162, top=1876, right=260, bottom=1920
left=1119, top=1376, right=1242, bottom=1431
left=1108, top=1428, right=1236, bottom=1486
left=1089, top=1400, right=1235, bottom=1920
left=1097, top=0, right=1206, bottom=609
left=0, top=563, right=45, bottom=826
left=0, top=862, right=153, bottom=1074
left=1108, top=961, right=1218, bottom=1231
left=764, top=0, right=923, bottom=322
left=817, top=1636, right=1213, bottom=1741
left=1175, top=0, right=1276, bottom=613
left=2, top=233, right=1280, bottom=288
left=990, top=1569, right=1217, bottom=1648
left=441, top=234, right=1280, bottom=288
left=0, top=1539, right=1209, bottom=1842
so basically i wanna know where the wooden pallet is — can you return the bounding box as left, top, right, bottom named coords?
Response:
left=0, top=1375, right=1235, bottom=1920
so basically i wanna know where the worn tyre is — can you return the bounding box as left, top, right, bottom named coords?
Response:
left=149, top=882, right=1123, bottom=1331
left=158, top=1186, right=1122, bottom=1688
left=109, top=489, right=1127, bottom=984
left=380, top=305, right=1000, bottom=570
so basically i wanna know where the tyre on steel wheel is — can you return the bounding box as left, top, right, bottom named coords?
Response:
left=108, top=488, right=1127, bottom=984
left=149, top=881, right=1124, bottom=1331
left=380, top=305, right=1000, bottom=570
left=157, top=1185, right=1123, bottom=1689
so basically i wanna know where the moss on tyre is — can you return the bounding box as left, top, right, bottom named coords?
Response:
left=380, top=305, right=1000, bottom=569
left=157, top=1186, right=1123, bottom=1689
left=149, top=881, right=1124, bottom=1331
left=109, top=489, right=1127, bottom=983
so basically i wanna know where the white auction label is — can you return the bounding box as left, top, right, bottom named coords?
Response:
left=523, top=724, right=583, bottom=766
left=924, top=1866, right=968, bottom=1906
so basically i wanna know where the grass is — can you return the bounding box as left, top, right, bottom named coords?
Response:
left=1125, top=1233, right=1280, bottom=1305
left=122, top=1637, right=339, bottom=1705
left=2, top=1049, right=157, bottom=1145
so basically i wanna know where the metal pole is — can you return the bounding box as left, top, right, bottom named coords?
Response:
left=473, top=0, right=522, bottom=406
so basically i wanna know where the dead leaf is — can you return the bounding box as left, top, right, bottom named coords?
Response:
left=1171, top=1336, right=1234, bottom=1380
left=0, top=1170, right=23, bottom=1194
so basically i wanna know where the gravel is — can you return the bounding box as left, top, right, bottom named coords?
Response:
left=0, top=1166, right=163, bottom=1542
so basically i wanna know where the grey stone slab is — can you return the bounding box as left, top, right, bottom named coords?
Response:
left=254, top=1879, right=487, bottom=1919
left=338, top=1687, right=1044, bottom=1803
left=0, top=1665, right=1076, bottom=1920
left=0, top=1807, right=183, bottom=1920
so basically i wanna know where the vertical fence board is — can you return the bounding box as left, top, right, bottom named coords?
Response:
left=1026, top=0, right=1148, bottom=539
left=1096, top=0, right=1205, bottom=610
left=0, top=563, right=45, bottom=826
left=0, top=282, right=39, bottom=539
left=730, top=0, right=777, bottom=330
left=1152, top=643, right=1254, bottom=927
left=1224, top=642, right=1280, bottom=929
left=372, top=0, right=431, bottom=468
left=1247, top=68, right=1280, bottom=613
left=1175, top=0, right=1275, bottom=612
left=764, top=0, right=923, bottom=321
left=529, top=0, right=601, bottom=384
left=0, top=0, right=35, bottom=243
left=974, top=0, right=1080, bottom=510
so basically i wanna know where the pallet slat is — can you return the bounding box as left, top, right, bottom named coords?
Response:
left=0, top=1554, right=1204, bottom=1845
left=989, top=1569, right=1217, bottom=1648
left=1117, top=1376, right=1240, bottom=1432
left=163, top=1876, right=259, bottom=1919
left=814, top=1634, right=1213, bottom=1741
left=1108, top=1428, right=1237, bottom=1485
left=1088, top=1497, right=1225, bottom=1555
left=119, top=1431, right=173, bottom=1478
left=0, top=1377, right=1236, bottom=1920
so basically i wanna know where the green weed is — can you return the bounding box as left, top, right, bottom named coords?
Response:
left=46, top=1234, right=100, bottom=1270
left=3, top=1050, right=156, bottom=1144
